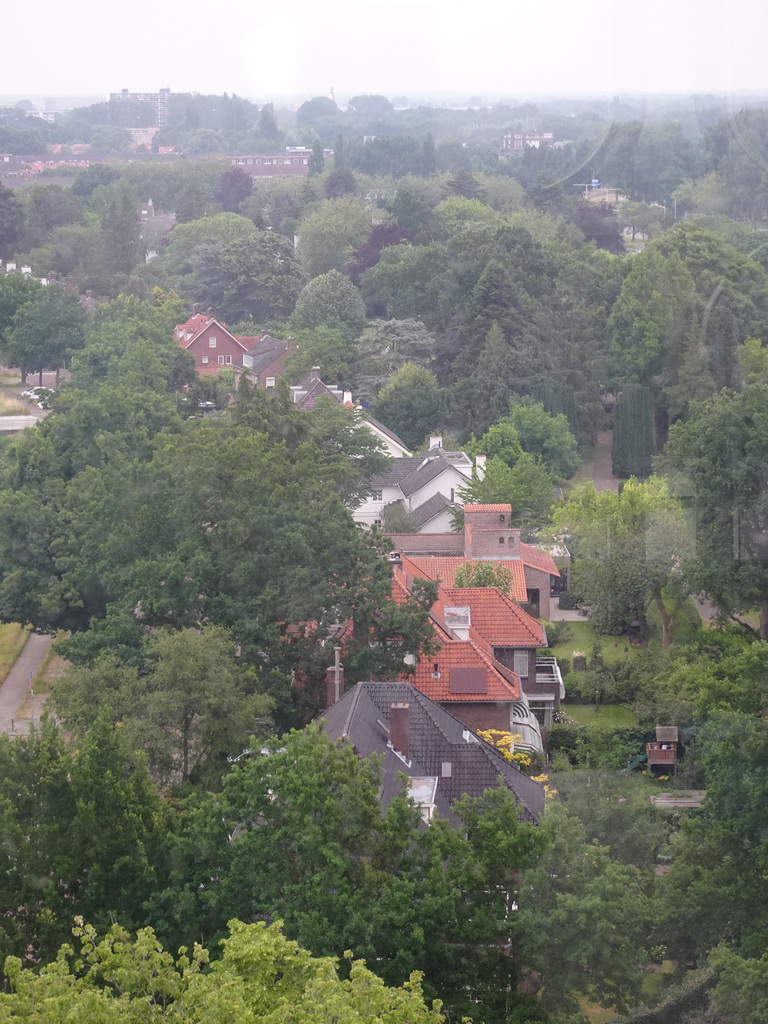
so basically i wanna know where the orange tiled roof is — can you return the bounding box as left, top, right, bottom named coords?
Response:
left=392, top=562, right=522, bottom=699
left=464, top=503, right=512, bottom=513
left=442, top=587, right=545, bottom=647
left=520, top=542, right=559, bottom=576
left=175, top=313, right=211, bottom=335
left=406, top=637, right=520, bottom=702
left=408, top=556, right=529, bottom=603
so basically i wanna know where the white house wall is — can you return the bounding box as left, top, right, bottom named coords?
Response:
left=404, top=465, right=472, bottom=512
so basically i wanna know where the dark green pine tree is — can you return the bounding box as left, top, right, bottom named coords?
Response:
left=612, top=383, right=653, bottom=478
left=465, top=259, right=521, bottom=344
left=533, top=384, right=578, bottom=435
left=451, top=322, right=517, bottom=438
left=309, top=141, right=325, bottom=177
left=445, top=168, right=482, bottom=199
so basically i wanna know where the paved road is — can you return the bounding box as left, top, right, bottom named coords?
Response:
left=0, top=632, right=52, bottom=734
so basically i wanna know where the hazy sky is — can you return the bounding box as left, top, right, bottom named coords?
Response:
left=5, top=0, right=768, bottom=103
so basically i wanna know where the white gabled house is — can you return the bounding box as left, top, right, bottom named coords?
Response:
left=354, top=438, right=483, bottom=530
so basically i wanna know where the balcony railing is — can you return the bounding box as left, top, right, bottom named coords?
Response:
left=534, top=657, right=565, bottom=700
left=646, top=744, right=677, bottom=763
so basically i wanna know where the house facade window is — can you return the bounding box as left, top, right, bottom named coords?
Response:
left=372, top=490, right=383, bottom=502
left=265, top=376, right=276, bottom=387
left=201, top=356, right=209, bottom=364
left=218, top=355, right=225, bottom=364
left=498, top=536, right=505, bottom=545
left=209, top=337, right=217, bottom=348
left=513, top=651, right=529, bottom=678
left=225, top=355, right=232, bottom=364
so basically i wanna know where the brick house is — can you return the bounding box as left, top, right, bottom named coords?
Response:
left=388, top=560, right=544, bottom=751
left=387, top=503, right=561, bottom=620
left=175, top=315, right=295, bottom=381
left=175, top=315, right=249, bottom=377
left=321, top=682, right=545, bottom=824
left=237, top=334, right=296, bottom=387
left=391, top=552, right=563, bottom=731
left=228, top=154, right=310, bottom=178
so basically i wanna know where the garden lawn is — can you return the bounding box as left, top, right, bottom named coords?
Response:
left=564, top=704, right=638, bottom=728
left=0, top=396, right=29, bottom=415
left=543, top=620, right=641, bottom=666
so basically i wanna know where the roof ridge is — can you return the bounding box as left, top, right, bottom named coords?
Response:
left=341, top=681, right=363, bottom=737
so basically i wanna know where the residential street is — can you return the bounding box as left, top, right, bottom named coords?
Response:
left=0, top=632, right=52, bottom=734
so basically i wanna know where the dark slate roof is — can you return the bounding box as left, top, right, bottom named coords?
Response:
left=370, top=451, right=468, bottom=494
left=362, top=413, right=411, bottom=453
left=410, top=492, right=455, bottom=529
left=370, top=457, right=427, bottom=488
left=399, top=454, right=458, bottom=497
left=320, top=682, right=545, bottom=824
left=243, top=336, right=289, bottom=374
left=296, top=379, right=344, bottom=411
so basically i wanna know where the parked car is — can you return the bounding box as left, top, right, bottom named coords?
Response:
left=21, top=386, right=49, bottom=400
left=21, top=386, right=56, bottom=408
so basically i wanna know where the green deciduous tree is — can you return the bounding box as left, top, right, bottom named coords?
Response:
left=371, top=362, right=442, bottom=452
left=608, top=247, right=696, bottom=385
left=453, top=561, right=514, bottom=590
left=290, top=269, right=366, bottom=336
left=5, top=284, right=87, bottom=384
left=284, top=324, right=360, bottom=386
left=0, top=917, right=446, bottom=1024
left=0, top=182, right=24, bottom=258
left=0, top=714, right=171, bottom=964
left=190, top=231, right=303, bottom=324
left=21, top=183, right=82, bottom=249
left=158, top=725, right=544, bottom=1022
left=550, top=478, right=694, bottom=646
left=160, top=212, right=258, bottom=276
left=0, top=270, right=41, bottom=345
left=517, top=802, right=648, bottom=1016
left=297, top=196, right=371, bottom=278
left=456, top=455, right=555, bottom=533
left=662, top=383, right=768, bottom=640
left=56, top=626, right=274, bottom=787
left=506, top=401, right=580, bottom=478
left=657, top=711, right=768, bottom=965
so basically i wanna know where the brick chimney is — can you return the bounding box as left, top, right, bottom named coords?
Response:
left=325, top=657, right=344, bottom=709
left=390, top=702, right=410, bottom=757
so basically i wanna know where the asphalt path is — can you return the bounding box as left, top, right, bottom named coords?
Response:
left=0, top=632, right=52, bottom=734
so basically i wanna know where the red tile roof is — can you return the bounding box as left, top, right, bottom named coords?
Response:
left=442, top=587, right=546, bottom=647
left=175, top=313, right=211, bottom=336
left=407, top=556, right=529, bottom=603
left=520, top=543, right=559, bottom=576
left=464, top=503, right=512, bottom=513
left=391, top=560, right=522, bottom=702
left=407, top=637, right=520, bottom=702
